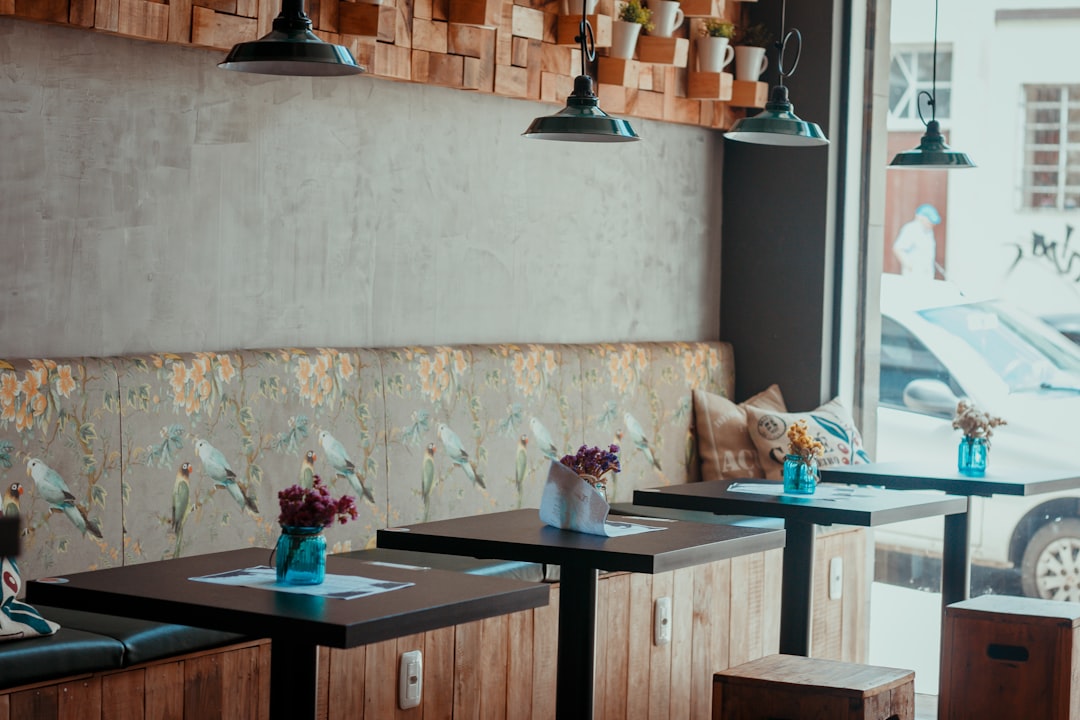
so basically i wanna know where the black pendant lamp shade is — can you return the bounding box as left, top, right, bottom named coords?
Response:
left=219, top=0, right=365, bottom=77
left=724, top=84, right=828, bottom=146
left=888, top=0, right=974, bottom=169
left=523, top=16, right=638, bottom=142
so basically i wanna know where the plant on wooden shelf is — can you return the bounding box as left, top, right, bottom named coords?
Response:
left=952, top=400, right=1005, bottom=476
left=275, top=475, right=358, bottom=585
left=733, top=21, right=772, bottom=81
left=696, top=18, right=735, bottom=73
left=559, top=444, right=621, bottom=500
left=612, top=0, right=653, bottom=59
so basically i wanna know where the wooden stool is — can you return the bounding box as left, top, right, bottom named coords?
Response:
left=712, top=654, right=915, bottom=720
left=940, top=594, right=1080, bottom=719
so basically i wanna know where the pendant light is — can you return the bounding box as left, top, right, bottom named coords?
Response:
left=523, top=8, right=638, bottom=141
left=888, top=0, right=974, bottom=169
left=219, top=0, right=365, bottom=77
left=724, top=0, right=827, bottom=147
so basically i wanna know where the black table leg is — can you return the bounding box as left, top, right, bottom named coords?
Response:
left=270, top=637, right=318, bottom=720
left=940, top=509, right=971, bottom=607
left=779, top=519, right=815, bottom=656
left=556, top=565, right=598, bottom=720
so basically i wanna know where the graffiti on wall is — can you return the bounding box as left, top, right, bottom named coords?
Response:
left=1008, top=225, right=1079, bottom=282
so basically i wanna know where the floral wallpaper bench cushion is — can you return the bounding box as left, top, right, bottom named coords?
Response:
left=0, top=341, right=734, bottom=583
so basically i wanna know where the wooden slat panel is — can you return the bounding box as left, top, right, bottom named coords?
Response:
left=812, top=532, right=841, bottom=659
left=669, top=566, right=694, bottom=720
left=168, top=0, right=193, bottom=42
left=603, top=573, right=630, bottom=720
left=0, top=693, right=8, bottom=720
left=258, top=642, right=272, bottom=720
left=689, top=562, right=721, bottom=720
left=395, top=633, right=425, bottom=720
left=222, top=645, right=263, bottom=720
left=843, top=528, right=868, bottom=663
left=14, top=0, right=68, bottom=22
left=144, top=663, right=183, bottom=720
left=479, top=613, right=508, bottom=720
left=506, top=609, right=534, bottom=720
left=94, top=0, right=119, bottom=30
left=454, top=620, right=482, bottom=720
left=364, top=639, right=396, bottom=719
left=10, top=686, right=57, bottom=720
left=58, top=677, right=103, bottom=720
left=727, top=555, right=752, bottom=667
left=626, top=573, right=651, bottom=720
left=68, top=0, right=95, bottom=26
left=191, top=5, right=257, bottom=49
left=762, top=547, right=783, bottom=655
left=373, top=41, right=412, bottom=79
left=328, top=647, right=366, bottom=720
left=423, top=626, right=455, bottom=720
left=184, top=653, right=224, bottom=719
left=102, top=669, right=145, bottom=720
left=531, top=584, right=557, bottom=720
left=648, top=571, right=673, bottom=720
left=118, top=0, right=169, bottom=41
left=593, top=574, right=609, bottom=720
left=193, top=0, right=236, bottom=12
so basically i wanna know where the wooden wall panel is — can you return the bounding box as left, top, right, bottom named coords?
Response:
left=3, top=0, right=759, bottom=130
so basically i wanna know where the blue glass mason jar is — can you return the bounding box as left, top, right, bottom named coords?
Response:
left=783, top=455, right=818, bottom=495
left=957, top=436, right=988, bottom=477
left=275, top=526, right=327, bottom=585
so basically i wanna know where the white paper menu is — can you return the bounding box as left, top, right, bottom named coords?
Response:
left=538, top=461, right=664, bottom=537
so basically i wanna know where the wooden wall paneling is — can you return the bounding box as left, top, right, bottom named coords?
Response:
left=478, top=613, right=509, bottom=720
left=454, top=619, right=482, bottom=720
left=525, top=38, right=542, bottom=97
left=511, top=35, right=528, bottom=65
left=415, top=0, right=433, bottom=20
left=94, top=0, right=119, bottom=30
left=101, top=666, right=145, bottom=720
left=194, top=0, right=238, bottom=13
left=191, top=6, right=256, bottom=49
left=689, top=561, right=725, bottom=720
left=593, top=573, right=610, bottom=720
left=844, top=529, right=868, bottom=663
left=506, top=609, right=535, bottom=720
left=530, top=584, right=557, bottom=720
left=540, top=71, right=573, bottom=102
left=762, top=547, right=783, bottom=655
left=14, top=0, right=68, bottom=22
left=142, top=663, right=183, bottom=720
left=393, top=633, right=425, bottom=720
left=669, top=566, right=694, bottom=719
left=318, top=0, right=339, bottom=31
left=597, top=83, right=627, bottom=113
left=221, top=644, right=263, bottom=720
left=509, top=3, right=542, bottom=38
left=423, top=626, right=455, bottom=720
left=0, top=0, right=12, bottom=15
left=184, top=653, right=224, bottom=718
left=374, top=41, right=412, bottom=78
left=315, top=646, right=331, bottom=720
left=540, top=42, right=578, bottom=76
left=68, top=0, right=95, bottom=27
left=256, top=0, right=275, bottom=35
left=448, top=22, right=493, bottom=56
left=257, top=641, right=272, bottom=720
left=57, top=677, right=103, bottom=720
left=412, top=50, right=465, bottom=86
left=167, top=0, right=193, bottom=41
left=494, top=63, right=529, bottom=97
left=363, top=639, right=396, bottom=719
left=603, top=573, right=631, bottom=720
left=413, top=17, right=448, bottom=51
left=327, top=646, right=366, bottom=720
left=0, top=694, right=7, bottom=720
left=447, top=0, right=501, bottom=27
left=394, top=0, right=414, bottom=47
left=626, top=573, right=652, bottom=720
left=236, top=0, right=258, bottom=17
left=726, top=555, right=752, bottom=668
left=337, top=1, right=384, bottom=37
left=647, top=570, right=673, bottom=720
left=631, top=88, right=664, bottom=119
left=10, top=686, right=57, bottom=720
left=118, top=0, right=168, bottom=41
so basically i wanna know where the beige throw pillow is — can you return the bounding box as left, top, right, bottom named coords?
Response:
left=744, top=398, right=872, bottom=481
left=694, top=385, right=787, bottom=481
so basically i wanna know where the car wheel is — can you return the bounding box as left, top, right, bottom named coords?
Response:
left=1021, top=518, right=1080, bottom=601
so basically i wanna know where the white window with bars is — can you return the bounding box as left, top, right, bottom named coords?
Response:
left=1022, top=85, right=1080, bottom=211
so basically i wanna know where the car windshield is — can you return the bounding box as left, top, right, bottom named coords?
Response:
left=919, top=301, right=1080, bottom=393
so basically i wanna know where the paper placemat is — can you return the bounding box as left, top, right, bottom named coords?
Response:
left=191, top=565, right=413, bottom=600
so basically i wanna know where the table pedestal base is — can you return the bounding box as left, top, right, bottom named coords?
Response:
left=556, top=566, right=598, bottom=720
left=270, top=637, right=318, bottom=720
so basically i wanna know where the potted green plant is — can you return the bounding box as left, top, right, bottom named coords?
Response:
left=696, top=19, right=735, bottom=73
left=612, top=0, right=653, bottom=60
left=733, top=22, right=773, bottom=81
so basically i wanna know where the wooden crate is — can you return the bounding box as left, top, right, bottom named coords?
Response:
left=729, top=80, right=767, bottom=107
left=940, top=595, right=1080, bottom=720
left=687, top=71, right=731, bottom=100
left=636, top=36, right=688, bottom=67
left=713, top=654, right=914, bottom=720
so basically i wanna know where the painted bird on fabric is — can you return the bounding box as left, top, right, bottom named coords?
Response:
left=421, top=443, right=437, bottom=511
left=529, top=417, right=559, bottom=462
left=4, top=483, right=22, bottom=518
left=300, top=450, right=317, bottom=490
left=172, top=462, right=192, bottom=535
left=437, top=423, right=485, bottom=489
left=318, top=430, right=375, bottom=504
left=194, top=439, right=259, bottom=514
left=623, top=412, right=663, bottom=472
left=515, top=434, right=529, bottom=497
left=25, top=458, right=103, bottom=538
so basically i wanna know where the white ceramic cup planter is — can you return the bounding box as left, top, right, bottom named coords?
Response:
left=611, top=20, right=643, bottom=60
left=734, top=45, right=769, bottom=81
left=564, top=0, right=598, bottom=14
left=696, top=36, right=734, bottom=73
left=646, top=0, right=683, bottom=37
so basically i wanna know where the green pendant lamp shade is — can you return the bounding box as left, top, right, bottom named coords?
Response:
left=523, top=76, right=639, bottom=142
left=725, top=85, right=828, bottom=146
left=523, top=16, right=638, bottom=142
left=219, top=0, right=364, bottom=76
left=888, top=0, right=974, bottom=169
left=889, top=120, right=974, bottom=169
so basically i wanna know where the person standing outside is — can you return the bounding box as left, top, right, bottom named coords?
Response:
left=892, top=203, right=941, bottom=279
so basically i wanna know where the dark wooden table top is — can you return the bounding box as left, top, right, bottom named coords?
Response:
left=25, top=547, right=549, bottom=648
left=822, top=461, right=1080, bottom=497
left=0, top=516, right=18, bottom=556
left=376, top=508, right=787, bottom=574
left=633, top=481, right=968, bottom=527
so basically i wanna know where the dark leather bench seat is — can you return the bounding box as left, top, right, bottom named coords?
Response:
left=0, top=625, right=124, bottom=689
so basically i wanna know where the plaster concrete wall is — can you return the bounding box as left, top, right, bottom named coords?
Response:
left=0, top=19, right=723, bottom=359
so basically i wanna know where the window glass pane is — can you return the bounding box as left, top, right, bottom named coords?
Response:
left=879, top=317, right=955, bottom=410
left=935, top=51, right=952, bottom=80
left=1030, top=192, right=1058, bottom=208
left=934, top=88, right=951, bottom=120
left=1034, top=129, right=1061, bottom=145
left=915, top=52, right=934, bottom=81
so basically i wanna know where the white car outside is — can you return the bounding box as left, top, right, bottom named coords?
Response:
left=873, top=275, right=1080, bottom=600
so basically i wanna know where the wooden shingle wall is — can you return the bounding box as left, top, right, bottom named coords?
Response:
left=1, top=0, right=768, bottom=130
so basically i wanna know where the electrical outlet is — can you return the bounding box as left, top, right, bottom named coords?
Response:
left=829, top=556, right=843, bottom=600
left=654, top=596, right=672, bottom=646
left=399, top=649, right=422, bottom=709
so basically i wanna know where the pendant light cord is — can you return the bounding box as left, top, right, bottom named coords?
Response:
left=916, top=0, right=939, bottom=127
left=774, top=0, right=801, bottom=89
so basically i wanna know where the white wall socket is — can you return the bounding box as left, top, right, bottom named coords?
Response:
left=829, top=556, right=843, bottom=600
left=654, top=596, right=672, bottom=646
left=399, top=649, right=422, bottom=709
